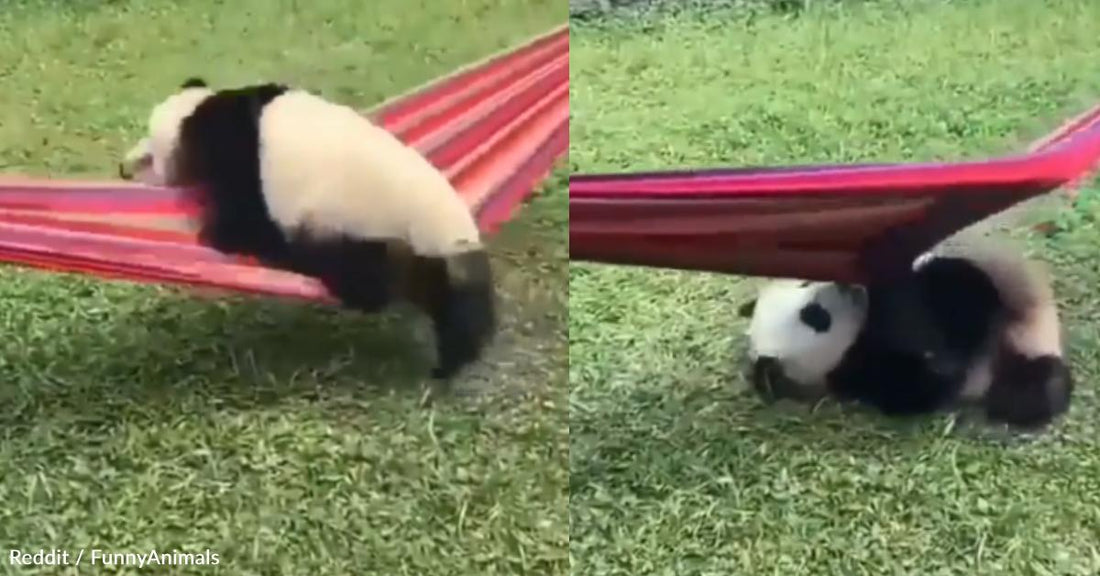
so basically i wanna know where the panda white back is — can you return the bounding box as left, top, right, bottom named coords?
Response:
left=257, top=90, right=482, bottom=257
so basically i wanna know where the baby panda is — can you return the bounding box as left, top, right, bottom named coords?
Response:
left=740, top=244, right=1073, bottom=428
left=118, top=78, right=496, bottom=380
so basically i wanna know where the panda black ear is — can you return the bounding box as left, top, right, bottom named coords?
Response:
left=738, top=298, right=757, bottom=318
left=181, top=77, right=208, bottom=89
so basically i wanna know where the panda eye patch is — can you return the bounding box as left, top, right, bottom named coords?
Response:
left=799, top=302, right=832, bottom=333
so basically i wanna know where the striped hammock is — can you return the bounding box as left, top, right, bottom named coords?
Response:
left=570, top=101, right=1100, bottom=283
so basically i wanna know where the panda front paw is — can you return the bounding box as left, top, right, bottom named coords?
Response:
left=749, top=357, right=830, bottom=404
left=749, top=357, right=789, bottom=402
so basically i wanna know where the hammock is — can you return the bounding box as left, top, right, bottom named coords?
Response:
left=0, top=25, right=569, bottom=302
left=569, top=102, right=1100, bottom=283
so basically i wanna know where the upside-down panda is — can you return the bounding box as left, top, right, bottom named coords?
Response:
left=118, top=78, right=496, bottom=380
left=740, top=242, right=1073, bottom=429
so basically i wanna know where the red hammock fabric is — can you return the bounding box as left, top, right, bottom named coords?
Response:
left=569, top=102, right=1100, bottom=283
left=0, top=25, right=569, bottom=301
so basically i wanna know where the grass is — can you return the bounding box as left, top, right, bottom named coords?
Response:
left=570, top=1, right=1100, bottom=574
left=0, top=1, right=567, bottom=575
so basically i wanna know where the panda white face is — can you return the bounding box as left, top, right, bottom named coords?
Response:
left=119, top=85, right=212, bottom=185
left=120, top=137, right=153, bottom=182
left=747, top=279, right=868, bottom=386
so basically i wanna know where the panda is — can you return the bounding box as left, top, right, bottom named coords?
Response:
left=740, top=243, right=1073, bottom=429
left=118, top=78, right=496, bottom=380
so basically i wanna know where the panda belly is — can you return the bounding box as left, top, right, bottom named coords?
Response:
left=824, top=334, right=966, bottom=416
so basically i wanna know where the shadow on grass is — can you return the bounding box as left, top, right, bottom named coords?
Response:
left=569, top=375, right=1064, bottom=500
left=0, top=286, right=423, bottom=427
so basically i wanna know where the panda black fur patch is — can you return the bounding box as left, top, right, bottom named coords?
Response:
left=175, top=83, right=293, bottom=262
left=798, top=302, right=832, bottom=333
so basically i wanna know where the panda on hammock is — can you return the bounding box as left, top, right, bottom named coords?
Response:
left=118, top=78, right=496, bottom=380
left=739, top=241, right=1073, bottom=429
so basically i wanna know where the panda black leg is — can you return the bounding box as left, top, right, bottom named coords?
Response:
left=748, top=356, right=829, bottom=404
left=313, top=239, right=393, bottom=313
left=322, top=275, right=391, bottom=313
left=426, top=251, right=496, bottom=380
left=985, top=353, right=1073, bottom=429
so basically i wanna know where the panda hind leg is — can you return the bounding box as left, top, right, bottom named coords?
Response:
left=418, top=251, right=497, bottom=380
left=984, top=352, right=1073, bottom=429
left=305, top=238, right=394, bottom=313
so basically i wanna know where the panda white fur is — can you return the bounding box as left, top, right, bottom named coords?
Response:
left=744, top=279, right=868, bottom=402
left=118, top=78, right=496, bottom=380
left=740, top=244, right=1073, bottom=428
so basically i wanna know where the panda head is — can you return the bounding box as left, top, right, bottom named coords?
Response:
left=740, top=279, right=868, bottom=399
left=119, top=77, right=213, bottom=185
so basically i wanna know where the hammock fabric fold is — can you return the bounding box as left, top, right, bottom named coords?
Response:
left=569, top=102, right=1100, bottom=283
left=0, top=25, right=569, bottom=301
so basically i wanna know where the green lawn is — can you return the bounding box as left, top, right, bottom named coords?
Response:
left=0, top=1, right=567, bottom=575
left=570, top=1, right=1100, bottom=574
